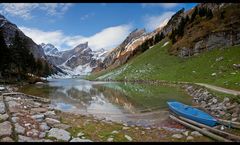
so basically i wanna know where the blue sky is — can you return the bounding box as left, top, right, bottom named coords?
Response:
left=0, top=3, right=197, bottom=51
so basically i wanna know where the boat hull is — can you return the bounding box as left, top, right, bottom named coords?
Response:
left=168, top=101, right=217, bottom=127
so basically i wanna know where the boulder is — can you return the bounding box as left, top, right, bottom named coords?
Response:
left=48, top=128, right=71, bottom=142
left=0, top=137, right=14, bottom=142
left=0, top=113, right=9, bottom=121
left=186, top=136, right=194, bottom=141
left=0, top=121, right=12, bottom=137
left=14, top=123, right=25, bottom=134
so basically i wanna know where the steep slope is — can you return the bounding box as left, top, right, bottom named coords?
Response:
left=88, top=39, right=240, bottom=90
left=0, top=14, right=45, bottom=59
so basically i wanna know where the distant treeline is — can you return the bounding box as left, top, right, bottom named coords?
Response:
left=0, top=29, right=53, bottom=82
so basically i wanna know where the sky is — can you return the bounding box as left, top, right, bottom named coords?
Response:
left=0, top=3, right=197, bottom=51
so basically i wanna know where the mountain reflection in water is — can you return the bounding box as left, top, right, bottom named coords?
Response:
left=19, top=78, right=192, bottom=127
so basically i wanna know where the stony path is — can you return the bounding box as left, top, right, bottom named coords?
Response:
left=0, top=92, right=92, bottom=142
left=195, top=83, right=240, bottom=96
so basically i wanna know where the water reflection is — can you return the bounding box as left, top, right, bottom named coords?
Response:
left=19, top=78, right=192, bottom=127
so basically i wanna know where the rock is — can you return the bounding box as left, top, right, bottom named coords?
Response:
left=233, top=64, right=240, bottom=69
left=172, top=134, right=183, bottom=139
left=39, top=122, right=50, bottom=131
left=223, top=97, right=230, bottom=103
left=232, top=113, right=238, bottom=118
left=53, top=123, right=70, bottom=130
left=26, top=129, right=39, bottom=137
left=212, top=98, right=218, bottom=104
left=70, top=138, right=92, bottom=142
left=122, top=127, right=130, bottom=130
left=77, top=132, right=84, bottom=137
left=31, top=108, right=48, bottom=113
left=124, top=135, right=133, bottom=141
left=216, top=56, right=224, bottom=62
left=14, top=123, right=25, bottom=134
left=44, top=111, right=55, bottom=116
left=0, top=86, right=5, bottom=91
left=226, top=103, right=231, bottom=107
left=39, top=132, right=46, bottom=138
left=183, top=131, right=189, bottom=136
left=186, top=136, right=194, bottom=141
left=0, top=113, right=9, bottom=121
left=18, top=135, right=35, bottom=142
left=31, top=114, right=45, bottom=122
left=0, top=121, right=12, bottom=137
left=107, top=137, right=114, bottom=142
left=0, top=137, right=14, bottom=142
left=232, top=118, right=238, bottom=122
left=0, top=102, right=6, bottom=114
left=211, top=73, right=216, bottom=76
left=33, top=102, right=42, bottom=107
left=191, top=131, right=203, bottom=137
left=11, top=117, right=19, bottom=123
left=48, top=128, right=71, bottom=141
left=111, top=130, right=119, bottom=134
left=45, top=118, right=60, bottom=126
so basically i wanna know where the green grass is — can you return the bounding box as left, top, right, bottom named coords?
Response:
left=89, top=39, right=240, bottom=91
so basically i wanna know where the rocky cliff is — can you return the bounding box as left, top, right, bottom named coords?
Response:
left=0, top=14, right=45, bottom=59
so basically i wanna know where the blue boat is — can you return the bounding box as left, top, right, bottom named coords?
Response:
left=167, top=101, right=218, bottom=127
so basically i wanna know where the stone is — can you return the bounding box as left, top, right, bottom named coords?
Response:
left=48, top=128, right=71, bottom=141
left=31, top=114, right=45, bottom=121
left=0, top=113, right=9, bottom=121
left=77, top=132, right=84, bottom=137
left=107, top=137, right=114, bottom=142
left=183, top=131, right=189, bottom=136
left=26, top=129, right=39, bottom=137
left=45, top=118, right=60, bottom=126
left=39, top=122, right=50, bottom=131
left=11, top=117, right=19, bottom=123
left=15, top=123, right=25, bottom=134
left=31, top=108, right=48, bottom=113
left=186, top=136, right=194, bottom=141
left=111, top=130, right=119, bottom=134
left=39, top=132, right=46, bottom=138
left=191, top=131, right=203, bottom=137
left=18, top=135, right=35, bottom=142
left=216, top=56, right=224, bottom=62
left=172, top=134, right=183, bottom=139
left=212, top=98, right=218, bottom=104
left=124, top=135, right=133, bottom=141
left=232, top=113, right=238, bottom=118
left=0, top=102, right=6, bottom=114
left=53, top=123, right=70, bottom=130
left=70, top=138, right=92, bottom=142
left=211, top=73, right=216, bottom=76
left=223, top=97, right=230, bottom=103
left=232, top=118, right=238, bottom=122
left=33, top=102, right=42, bottom=107
left=0, top=121, right=12, bottom=137
left=122, top=127, right=130, bottom=130
left=0, top=137, right=14, bottom=142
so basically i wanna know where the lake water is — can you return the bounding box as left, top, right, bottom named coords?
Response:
left=19, top=78, right=193, bottom=127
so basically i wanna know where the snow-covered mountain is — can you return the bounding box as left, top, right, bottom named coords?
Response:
left=44, top=42, right=108, bottom=78
left=41, top=43, right=60, bottom=56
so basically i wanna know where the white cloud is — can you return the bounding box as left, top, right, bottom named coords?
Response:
left=144, top=11, right=175, bottom=31
left=0, top=3, right=73, bottom=20
left=142, top=3, right=179, bottom=8
left=19, top=24, right=133, bottom=51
